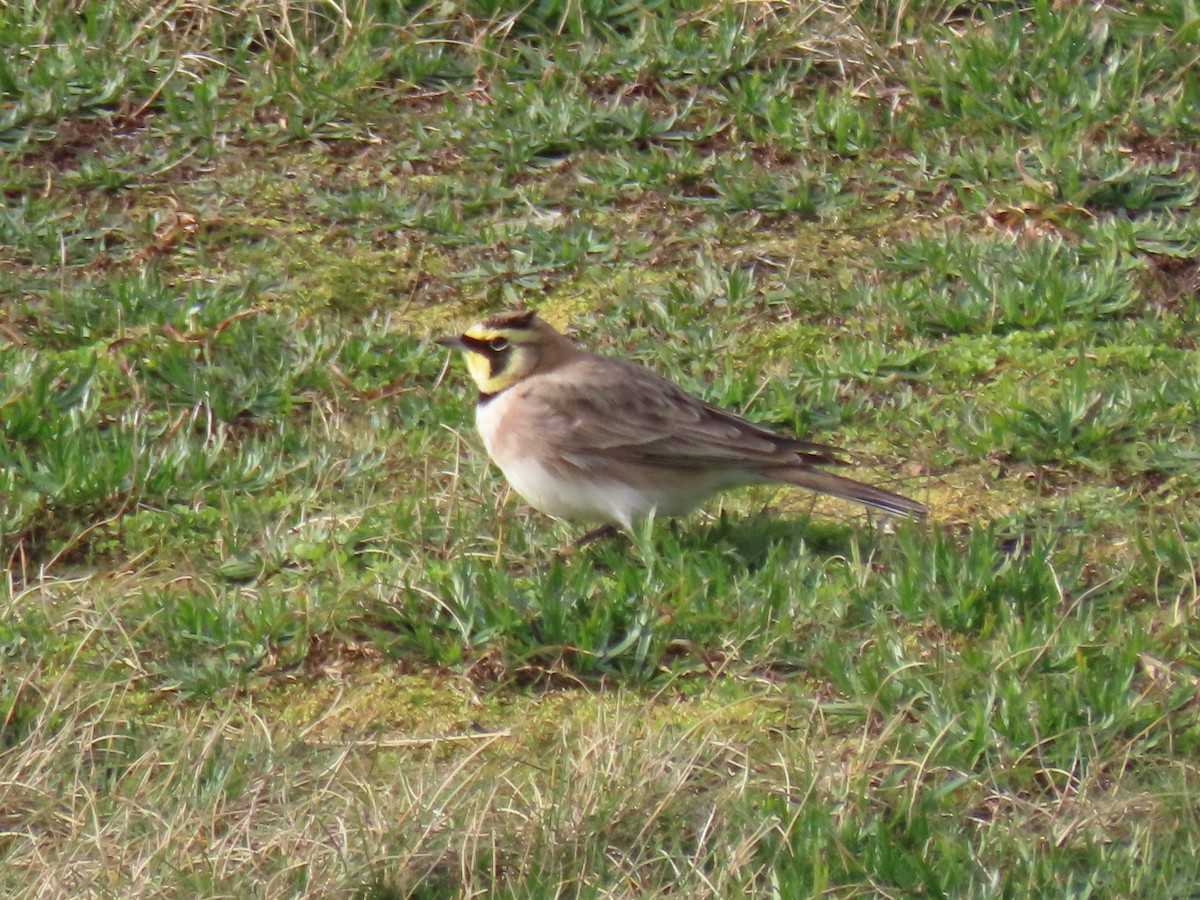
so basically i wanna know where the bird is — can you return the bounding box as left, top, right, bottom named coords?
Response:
left=437, top=309, right=926, bottom=537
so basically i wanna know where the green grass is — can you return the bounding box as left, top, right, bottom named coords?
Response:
left=2, top=0, right=1199, bottom=895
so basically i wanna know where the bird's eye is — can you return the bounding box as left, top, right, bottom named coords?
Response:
left=489, top=337, right=509, bottom=352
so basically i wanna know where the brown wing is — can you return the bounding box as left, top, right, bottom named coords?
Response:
left=514, top=355, right=844, bottom=470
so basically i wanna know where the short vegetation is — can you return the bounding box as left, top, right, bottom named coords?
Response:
left=2, top=0, right=1198, bottom=895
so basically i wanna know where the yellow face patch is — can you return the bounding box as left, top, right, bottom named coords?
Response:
left=465, top=350, right=498, bottom=392
left=455, top=325, right=534, bottom=395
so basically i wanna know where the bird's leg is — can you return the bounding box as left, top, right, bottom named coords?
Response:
left=544, top=524, right=621, bottom=571
left=574, top=524, right=620, bottom=547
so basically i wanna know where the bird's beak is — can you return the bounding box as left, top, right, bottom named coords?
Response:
left=435, top=334, right=467, bottom=351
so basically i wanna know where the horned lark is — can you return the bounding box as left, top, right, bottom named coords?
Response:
left=437, top=309, right=926, bottom=532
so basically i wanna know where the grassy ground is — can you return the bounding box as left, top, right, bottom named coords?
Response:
left=2, top=0, right=1199, bottom=895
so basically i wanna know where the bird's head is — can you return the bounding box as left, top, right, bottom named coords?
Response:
left=437, top=309, right=565, bottom=397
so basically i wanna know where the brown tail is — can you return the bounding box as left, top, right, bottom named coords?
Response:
left=776, top=467, right=927, bottom=518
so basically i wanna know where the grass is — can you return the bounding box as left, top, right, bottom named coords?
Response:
left=2, top=0, right=1199, bottom=895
